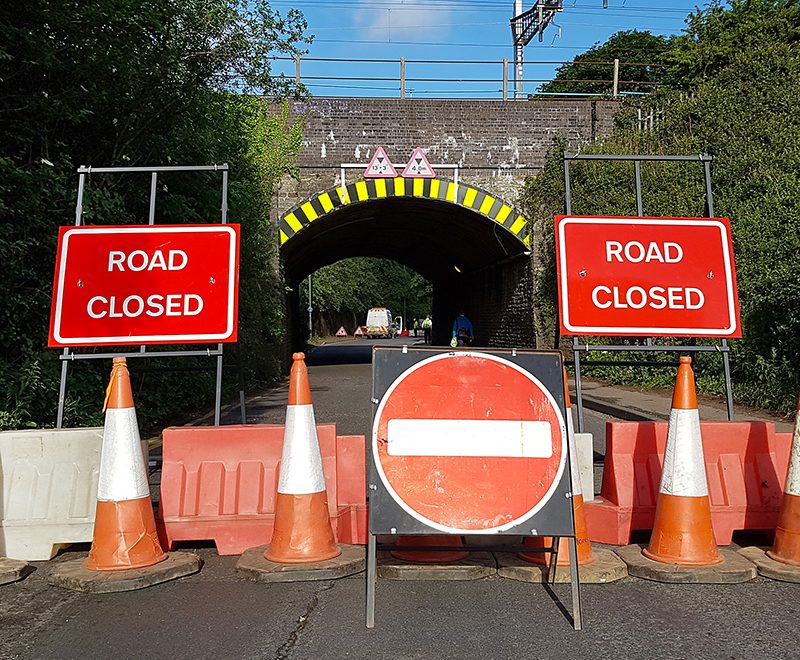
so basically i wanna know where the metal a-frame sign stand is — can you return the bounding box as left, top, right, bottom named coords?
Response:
left=365, top=346, right=582, bottom=630
left=55, top=164, right=245, bottom=428
left=563, top=152, right=735, bottom=433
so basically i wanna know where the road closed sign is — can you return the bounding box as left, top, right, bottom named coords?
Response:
left=369, top=347, right=573, bottom=536
left=556, top=216, right=741, bottom=337
left=49, top=224, right=240, bottom=346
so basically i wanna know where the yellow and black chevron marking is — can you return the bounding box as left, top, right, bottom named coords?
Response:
left=279, top=177, right=531, bottom=248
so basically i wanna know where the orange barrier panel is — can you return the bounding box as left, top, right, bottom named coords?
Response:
left=585, top=421, right=792, bottom=546
left=157, top=424, right=366, bottom=555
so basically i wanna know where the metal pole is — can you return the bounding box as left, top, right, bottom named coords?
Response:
left=564, top=156, right=572, bottom=214
left=214, top=344, right=223, bottom=426
left=74, top=172, right=86, bottom=226
left=221, top=167, right=229, bottom=223
left=573, top=337, right=585, bottom=433
left=148, top=172, right=158, bottom=224
left=295, top=55, right=301, bottom=87
left=366, top=533, right=377, bottom=628
left=612, top=58, right=620, bottom=98
left=634, top=160, right=643, bottom=216
left=308, top=276, right=313, bottom=336
left=400, top=58, right=405, bottom=99
left=568, top=536, right=583, bottom=630
left=56, top=354, right=69, bottom=428
left=514, top=45, right=524, bottom=99
left=702, top=156, right=733, bottom=420
left=502, top=59, right=508, bottom=101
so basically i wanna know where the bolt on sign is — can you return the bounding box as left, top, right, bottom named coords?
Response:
left=369, top=347, right=574, bottom=536
left=556, top=216, right=741, bottom=337
left=49, top=224, right=240, bottom=346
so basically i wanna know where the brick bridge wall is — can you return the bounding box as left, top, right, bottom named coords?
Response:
left=274, top=97, right=622, bottom=347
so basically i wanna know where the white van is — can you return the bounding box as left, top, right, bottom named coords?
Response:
left=365, top=307, right=395, bottom=339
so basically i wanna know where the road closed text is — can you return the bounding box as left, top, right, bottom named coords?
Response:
left=86, top=249, right=203, bottom=319
left=592, top=241, right=703, bottom=311
left=555, top=217, right=741, bottom=337
left=49, top=225, right=240, bottom=346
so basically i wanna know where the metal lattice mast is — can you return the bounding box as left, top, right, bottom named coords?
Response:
left=510, top=0, right=564, bottom=99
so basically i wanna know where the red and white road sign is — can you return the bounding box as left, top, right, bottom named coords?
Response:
left=372, top=352, right=567, bottom=534
left=556, top=216, right=741, bottom=337
left=364, top=146, right=398, bottom=178
left=49, top=224, right=240, bottom=347
left=335, top=326, right=348, bottom=337
left=401, top=147, right=436, bottom=178
left=354, top=326, right=365, bottom=336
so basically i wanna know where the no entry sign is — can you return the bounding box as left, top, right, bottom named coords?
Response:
left=369, top=347, right=573, bottom=535
left=49, top=224, right=240, bottom=346
left=556, top=216, right=741, bottom=337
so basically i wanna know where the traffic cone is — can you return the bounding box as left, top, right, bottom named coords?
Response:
left=642, top=356, right=721, bottom=565
left=520, top=368, right=592, bottom=566
left=264, top=353, right=341, bottom=563
left=85, top=358, right=167, bottom=571
left=767, top=394, right=800, bottom=566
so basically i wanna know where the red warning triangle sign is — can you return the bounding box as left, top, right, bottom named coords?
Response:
left=364, top=147, right=398, bottom=178
left=401, top=147, right=436, bottom=178
left=335, top=326, right=348, bottom=337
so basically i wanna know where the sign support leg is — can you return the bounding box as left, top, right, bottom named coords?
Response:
left=214, top=344, right=223, bottom=426
left=721, top=339, right=734, bottom=421
left=56, top=351, right=69, bottom=428
left=366, top=532, right=377, bottom=628
left=548, top=536, right=560, bottom=585
left=572, top=337, right=585, bottom=433
left=568, top=536, right=583, bottom=631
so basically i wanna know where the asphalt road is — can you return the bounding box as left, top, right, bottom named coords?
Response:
left=3, top=339, right=796, bottom=660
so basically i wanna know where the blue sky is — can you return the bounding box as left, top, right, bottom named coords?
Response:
left=268, top=0, right=710, bottom=97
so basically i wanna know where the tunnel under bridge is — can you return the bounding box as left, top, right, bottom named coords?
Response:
left=279, top=176, right=535, bottom=348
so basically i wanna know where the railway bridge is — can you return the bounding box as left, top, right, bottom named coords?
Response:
left=275, top=97, right=621, bottom=346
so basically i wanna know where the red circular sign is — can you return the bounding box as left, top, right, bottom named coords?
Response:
left=372, top=352, right=566, bottom=533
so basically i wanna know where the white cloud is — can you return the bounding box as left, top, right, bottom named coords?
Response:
left=354, top=0, right=453, bottom=41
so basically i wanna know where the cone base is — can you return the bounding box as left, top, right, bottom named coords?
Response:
left=520, top=495, right=592, bottom=566
left=766, top=493, right=800, bottom=566
left=264, top=491, right=340, bottom=564
left=643, top=493, right=721, bottom=566
left=85, top=498, right=167, bottom=571
left=390, top=536, right=469, bottom=563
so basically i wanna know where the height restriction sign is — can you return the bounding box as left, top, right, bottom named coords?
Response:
left=556, top=216, right=741, bottom=337
left=369, top=347, right=573, bottom=536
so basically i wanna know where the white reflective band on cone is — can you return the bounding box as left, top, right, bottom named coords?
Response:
left=659, top=407, right=709, bottom=497
left=387, top=419, right=553, bottom=457
left=278, top=404, right=326, bottom=494
left=97, top=407, right=150, bottom=501
left=786, top=410, right=800, bottom=496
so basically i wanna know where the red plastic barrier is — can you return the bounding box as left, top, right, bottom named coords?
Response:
left=156, top=424, right=366, bottom=555
left=585, top=422, right=792, bottom=545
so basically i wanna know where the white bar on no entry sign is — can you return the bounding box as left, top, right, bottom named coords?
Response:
left=387, top=419, right=553, bottom=458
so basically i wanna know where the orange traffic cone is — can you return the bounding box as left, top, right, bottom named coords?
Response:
left=85, top=358, right=167, bottom=571
left=767, top=394, right=800, bottom=566
left=642, top=356, right=721, bottom=566
left=390, top=536, right=469, bottom=563
left=264, top=353, right=341, bottom=563
left=520, top=368, right=592, bottom=566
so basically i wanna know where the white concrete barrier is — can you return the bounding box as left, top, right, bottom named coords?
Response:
left=574, top=432, right=595, bottom=502
left=1, top=428, right=103, bottom=560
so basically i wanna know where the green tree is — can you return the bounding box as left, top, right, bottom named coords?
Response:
left=539, top=30, right=672, bottom=96
left=0, top=1, right=310, bottom=429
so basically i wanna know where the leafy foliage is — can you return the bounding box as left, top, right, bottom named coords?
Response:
left=0, top=1, right=309, bottom=430
left=302, top=258, right=433, bottom=335
left=539, top=30, right=672, bottom=96
left=521, top=0, right=800, bottom=413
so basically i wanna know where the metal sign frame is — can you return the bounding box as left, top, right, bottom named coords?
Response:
left=365, top=345, right=582, bottom=630
left=55, top=164, right=245, bottom=428
left=562, top=152, right=735, bottom=432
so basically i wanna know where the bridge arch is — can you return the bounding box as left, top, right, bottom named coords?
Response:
left=279, top=177, right=535, bottom=348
